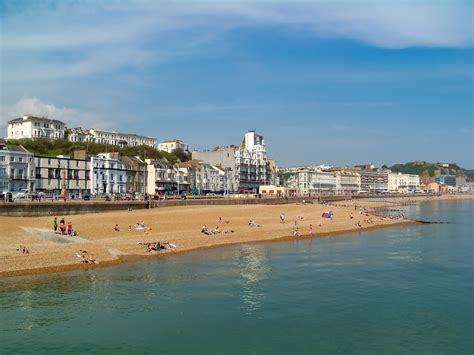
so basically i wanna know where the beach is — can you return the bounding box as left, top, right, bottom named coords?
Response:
left=0, top=194, right=472, bottom=277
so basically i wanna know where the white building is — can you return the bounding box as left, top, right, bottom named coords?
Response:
left=158, top=139, right=189, bottom=153
left=389, top=173, right=420, bottom=193
left=8, top=116, right=66, bottom=140
left=335, top=171, right=361, bottom=195
left=287, top=169, right=336, bottom=195
left=72, top=128, right=156, bottom=148
left=146, top=159, right=176, bottom=195
left=193, top=130, right=268, bottom=192
left=0, top=142, right=35, bottom=193
left=90, top=153, right=126, bottom=195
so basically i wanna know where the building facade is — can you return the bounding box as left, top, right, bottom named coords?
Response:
left=193, top=130, right=268, bottom=193
left=157, top=139, right=189, bottom=153
left=0, top=142, right=35, bottom=193
left=359, top=171, right=389, bottom=193
left=34, top=154, right=90, bottom=197
left=435, top=175, right=456, bottom=187
left=8, top=116, right=66, bottom=140
left=287, top=169, right=337, bottom=195
left=146, top=159, right=177, bottom=195
left=334, top=171, right=361, bottom=195
left=74, top=128, right=156, bottom=148
left=120, top=156, right=147, bottom=196
left=90, top=153, right=127, bottom=195
left=388, top=173, right=421, bottom=193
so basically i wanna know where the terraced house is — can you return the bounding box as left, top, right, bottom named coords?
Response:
left=34, top=151, right=90, bottom=197
left=0, top=141, right=35, bottom=193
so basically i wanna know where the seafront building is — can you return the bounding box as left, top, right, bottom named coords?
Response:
left=287, top=169, right=337, bottom=195
left=388, top=173, right=420, bottom=193
left=435, top=175, right=456, bottom=187
left=334, top=171, right=361, bottom=195
left=146, top=159, right=177, bottom=195
left=90, top=153, right=127, bottom=195
left=8, top=116, right=66, bottom=140
left=120, top=156, right=147, bottom=195
left=34, top=152, right=90, bottom=197
left=193, top=130, right=268, bottom=192
left=359, top=170, right=389, bottom=193
left=0, top=141, right=35, bottom=193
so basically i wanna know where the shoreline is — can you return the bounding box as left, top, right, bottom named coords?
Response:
left=0, top=194, right=471, bottom=279
left=0, top=219, right=417, bottom=279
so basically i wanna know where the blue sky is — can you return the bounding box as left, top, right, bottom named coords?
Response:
left=1, top=0, right=472, bottom=168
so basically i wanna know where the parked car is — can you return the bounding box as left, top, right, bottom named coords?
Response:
left=14, top=189, right=29, bottom=199
left=82, top=192, right=91, bottom=201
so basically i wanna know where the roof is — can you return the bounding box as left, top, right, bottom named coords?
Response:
left=5, top=145, right=31, bottom=153
left=160, top=139, right=185, bottom=144
left=8, top=116, right=66, bottom=125
left=89, top=128, right=156, bottom=140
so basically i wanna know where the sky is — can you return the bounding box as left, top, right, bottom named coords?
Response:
left=0, top=0, right=473, bottom=168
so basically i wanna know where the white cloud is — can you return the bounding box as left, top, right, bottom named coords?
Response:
left=1, top=1, right=471, bottom=91
left=0, top=97, right=112, bottom=134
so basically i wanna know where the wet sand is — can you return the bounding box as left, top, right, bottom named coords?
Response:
left=0, top=194, right=471, bottom=277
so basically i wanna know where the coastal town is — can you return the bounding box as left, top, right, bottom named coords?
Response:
left=2, top=115, right=473, bottom=201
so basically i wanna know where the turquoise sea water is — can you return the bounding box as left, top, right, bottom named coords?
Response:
left=1, top=200, right=473, bottom=354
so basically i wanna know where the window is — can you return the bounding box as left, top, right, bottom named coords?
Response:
left=0, top=156, right=4, bottom=161
left=19, top=157, right=23, bottom=163
left=10, top=157, right=14, bottom=162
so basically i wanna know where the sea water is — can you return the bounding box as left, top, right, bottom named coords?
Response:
left=1, top=200, right=473, bottom=354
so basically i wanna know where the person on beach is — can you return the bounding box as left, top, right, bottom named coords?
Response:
left=248, top=220, right=261, bottom=227
left=280, top=213, right=285, bottom=223
left=53, top=217, right=58, bottom=232
left=293, top=227, right=300, bottom=237
left=114, top=224, right=120, bottom=232
left=309, top=224, right=313, bottom=235
left=67, top=222, right=72, bottom=236
left=59, top=221, right=65, bottom=234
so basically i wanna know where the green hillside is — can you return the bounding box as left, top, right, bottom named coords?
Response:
left=5, top=138, right=191, bottom=164
left=389, top=161, right=470, bottom=180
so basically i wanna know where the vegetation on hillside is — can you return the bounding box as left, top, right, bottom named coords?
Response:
left=6, top=138, right=191, bottom=163
left=389, top=161, right=469, bottom=180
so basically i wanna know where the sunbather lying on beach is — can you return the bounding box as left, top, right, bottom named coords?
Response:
left=248, top=220, right=261, bottom=227
left=141, top=241, right=176, bottom=252
left=16, top=245, right=29, bottom=254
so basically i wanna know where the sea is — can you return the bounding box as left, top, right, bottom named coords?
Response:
left=1, top=199, right=473, bottom=354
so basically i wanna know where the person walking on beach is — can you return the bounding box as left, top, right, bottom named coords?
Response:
left=53, top=217, right=58, bottom=232
left=280, top=213, right=285, bottom=223
left=309, top=224, right=313, bottom=235
left=67, top=222, right=72, bottom=236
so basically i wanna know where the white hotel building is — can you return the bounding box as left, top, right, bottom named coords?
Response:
left=288, top=169, right=337, bottom=195
left=90, top=153, right=127, bottom=195
left=8, top=116, right=66, bottom=140
left=157, top=139, right=189, bottom=153
left=193, top=130, right=268, bottom=192
left=388, top=173, right=420, bottom=193
left=0, top=142, right=35, bottom=193
left=68, top=128, right=157, bottom=148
